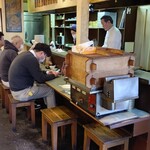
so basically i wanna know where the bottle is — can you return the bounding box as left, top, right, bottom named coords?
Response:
left=25, top=32, right=28, bottom=42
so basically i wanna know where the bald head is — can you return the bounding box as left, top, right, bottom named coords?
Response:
left=11, top=35, right=23, bottom=50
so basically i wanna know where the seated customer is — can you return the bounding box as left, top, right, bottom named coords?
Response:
left=30, top=41, right=53, bottom=67
left=0, top=32, right=5, bottom=80
left=9, top=43, right=59, bottom=108
left=0, top=32, right=4, bottom=55
left=0, top=35, right=23, bottom=87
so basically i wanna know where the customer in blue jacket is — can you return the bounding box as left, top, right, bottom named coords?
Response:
left=0, top=35, right=23, bottom=87
left=9, top=43, right=59, bottom=108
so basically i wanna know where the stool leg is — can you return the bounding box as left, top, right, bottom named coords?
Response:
left=27, top=107, right=31, bottom=120
left=83, top=130, right=90, bottom=150
left=146, top=131, right=150, bottom=150
left=5, top=90, right=10, bottom=113
left=51, top=124, right=58, bottom=150
left=27, top=102, right=35, bottom=128
left=11, top=104, right=16, bottom=132
left=61, top=125, right=65, bottom=140
left=124, top=139, right=129, bottom=150
left=71, top=120, right=77, bottom=150
left=42, top=115, right=48, bottom=142
left=102, top=145, right=107, bottom=150
left=0, top=84, right=2, bottom=100
left=30, top=102, right=35, bottom=128
left=9, top=102, right=12, bottom=123
left=1, top=88, right=5, bottom=108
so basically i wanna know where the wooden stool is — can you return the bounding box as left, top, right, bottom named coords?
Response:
left=41, top=106, right=77, bottom=150
left=8, top=94, right=35, bottom=132
left=1, top=84, right=10, bottom=112
left=0, top=82, right=2, bottom=100
left=83, top=123, right=131, bottom=150
left=0, top=80, right=2, bottom=100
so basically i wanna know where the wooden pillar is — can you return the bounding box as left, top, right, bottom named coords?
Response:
left=76, top=0, right=89, bottom=45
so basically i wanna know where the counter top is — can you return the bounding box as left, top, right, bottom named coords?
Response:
left=46, top=76, right=150, bottom=129
left=24, top=42, right=32, bottom=47
left=135, top=69, right=150, bottom=85
left=51, top=49, right=67, bottom=58
left=24, top=42, right=68, bottom=58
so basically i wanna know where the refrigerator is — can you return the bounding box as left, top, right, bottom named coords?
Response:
left=24, top=12, right=43, bottom=43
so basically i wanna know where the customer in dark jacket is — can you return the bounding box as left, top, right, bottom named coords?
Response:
left=0, top=32, right=4, bottom=55
left=0, top=32, right=5, bottom=80
left=0, top=35, right=23, bottom=87
left=9, top=43, right=59, bottom=108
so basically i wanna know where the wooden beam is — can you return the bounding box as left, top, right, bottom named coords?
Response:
left=90, top=0, right=110, bottom=3
left=28, top=0, right=77, bottom=13
left=76, top=0, right=89, bottom=44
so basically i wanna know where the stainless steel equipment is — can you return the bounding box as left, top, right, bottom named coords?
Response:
left=69, top=75, right=139, bottom=117
left=24, top=12, right=43, bottom=43
left=103, top=75, right=139, bottom=101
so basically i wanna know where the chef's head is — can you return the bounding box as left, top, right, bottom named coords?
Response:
left=101, top=15, right=113, bottom=31
left=70, top=24, right=76, bottom=39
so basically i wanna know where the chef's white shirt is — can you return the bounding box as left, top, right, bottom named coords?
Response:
left=102, top=26, right=122, bottom=50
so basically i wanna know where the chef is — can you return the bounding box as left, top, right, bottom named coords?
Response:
left=70, top=24, right=76, bottom=45
left=101, top=15, right=122, bottom=50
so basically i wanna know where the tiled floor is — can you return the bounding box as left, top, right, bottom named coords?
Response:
left=0, top=99, right=87, bottom=150
left=1, top=97, right=146, bottom=150
left=0, top=103, right=49, bottom=150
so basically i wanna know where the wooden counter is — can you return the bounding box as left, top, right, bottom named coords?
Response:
left=51, top=50, right=67, bottom=69
left=46, top=76, right=150, bottom=150
left=135, top=69, right=150, bottom=85
left=24, top=42, right=32, bottom=51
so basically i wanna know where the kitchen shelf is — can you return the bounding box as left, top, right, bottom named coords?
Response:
left=51, top=7, right=137, bottom=50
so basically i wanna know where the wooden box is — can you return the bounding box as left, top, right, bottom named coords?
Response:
left=65, top=47, right=135, bottom=88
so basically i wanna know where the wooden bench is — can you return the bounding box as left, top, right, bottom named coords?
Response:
left=83, top=123, right=131, bottom=150
left=1, top=84, right=10, bottom=112
left=41, top=105, right=77, bottom=150
left=8, top=94, right=35, bottom=132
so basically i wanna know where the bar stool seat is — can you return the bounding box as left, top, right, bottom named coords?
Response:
left=8, top=94, right=35, bottom=132
left=83, top=123, right=131, bottom=150
left=41, top=105, right=77, bottom=150
left=1, top=84, right=10, bottom=112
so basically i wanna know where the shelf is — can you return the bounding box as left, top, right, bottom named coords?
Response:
left=65, top=20, right=76, bottom=22
left=56, top=19, right=64, bottom=20
left=119, top=28, right=125, bottom=30
left=65, top=26, right=72, bottom=28
left=89, top=27, right=100, bottom=29
left=55, top=26, right=65, bottom=28
left=51, top=7, right=137, bottom=50
left=65, top=43, right=74, bottom=48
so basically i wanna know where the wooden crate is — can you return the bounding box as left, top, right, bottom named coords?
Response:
left=65, top=47, right=135, bottom=88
